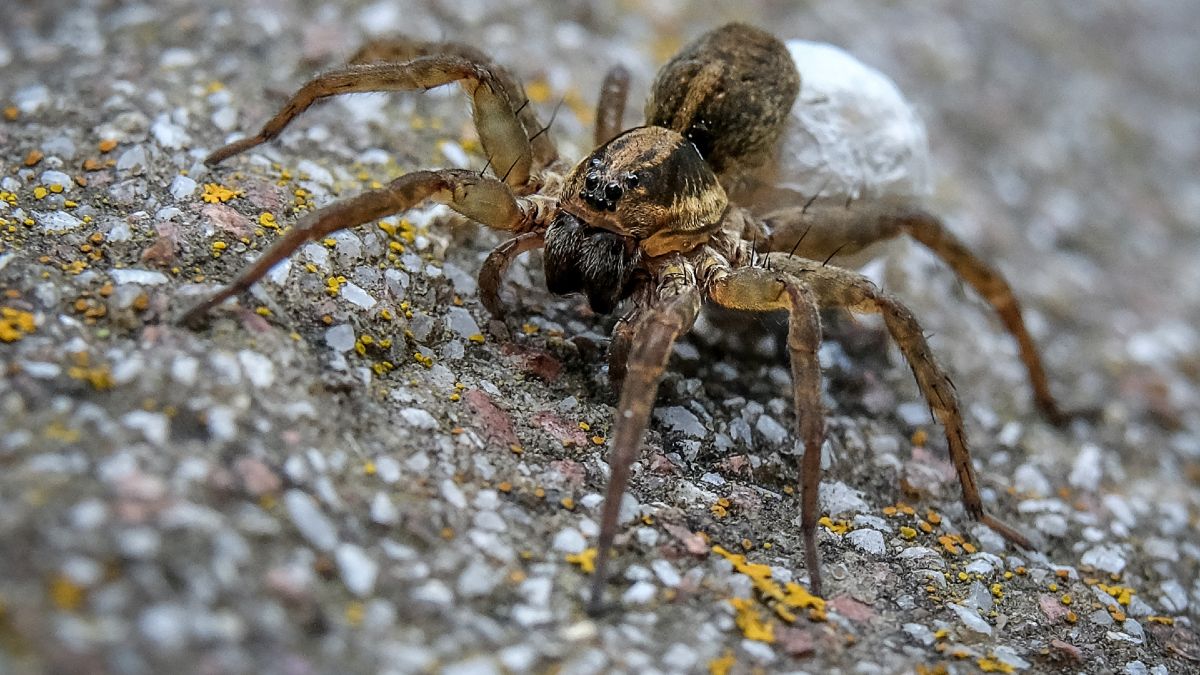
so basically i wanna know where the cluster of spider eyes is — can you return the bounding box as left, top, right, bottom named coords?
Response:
left=581, top=157, right=641, bottom=211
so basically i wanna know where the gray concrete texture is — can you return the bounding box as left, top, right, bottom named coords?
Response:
left=1, top=1, right=1198, bottom=673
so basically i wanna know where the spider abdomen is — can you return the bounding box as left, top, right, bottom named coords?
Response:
left=645, top=23, right=800, bottom=176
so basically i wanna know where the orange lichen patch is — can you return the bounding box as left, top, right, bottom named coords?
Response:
left=1147, top=615, right=1175, bottom=625
left=911, top=428, right=928, bottom=446
left=0, top=307, right=36, bottom=342
left=916, top=665, right=948, bottom=675
left=818, top=516, right=850, bottom=535
left=565, top=548, right=596, bottom=573
left=977, top=657, right=1015, bottom=673
left=24, top=149, right=44, bottom=167
left=711, top=497, right=731, bottom=519
left=201, top=182, right=243, bottom=203
left=3, top=106, right=17, bottom=121
left=559, top=497, right=575, bottom=510
left=729, top=597, right=774, bottom=643
left=937, top=533, right=974, bottom=555
left=98, top=139, right=118, bottom=153
left=708, top=650, right=735, bottom=675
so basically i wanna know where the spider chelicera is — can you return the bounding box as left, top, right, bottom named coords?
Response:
left=182, top=23, right=1072, bottom=614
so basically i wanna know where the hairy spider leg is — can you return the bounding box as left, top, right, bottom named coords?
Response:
left=594, top=64, right=632, bottom=147
left=203, top=56, right=535, bottom=189
left=589, top=277, right=701, bottom=615
left=758, top=199, right=1072, bottom=425
left=178, top=170, right=534, bottom=325
left=706, top=265, right=827, bottom=595
left=479, top=230, right=545, bottom=318
left=349, top=37, right=558, bottom=170
left=764, top=252, right=1033, bottom=549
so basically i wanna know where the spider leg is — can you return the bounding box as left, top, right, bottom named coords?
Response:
left=589, top=281, right=701, bottom=615
left=478, top=231, right=544, bottom=318
left=765, top=252, right=1033, bottom=550
left=204, top=57, right=534, bottom=189
left=178, top=169, right=533, bottom=325
left=758, top=199, right=1071, bottom=425
left=607, top=307, right=640, bottom=392
left=706, top=267, right=826, bottom=595
left=348, top=37, right=558, bottom=170
left=594, top=64, right=631, bottom=146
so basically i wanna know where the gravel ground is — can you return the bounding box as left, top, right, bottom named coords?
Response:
left=2, top=1, right=1199, bottom=674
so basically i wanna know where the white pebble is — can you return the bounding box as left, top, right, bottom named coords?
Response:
left=169, top=175, right=197, bottom=200
left=284, top=489, right=338, bottom=551
left=39, top=170, right=73, bottom=192
left=621, top=580, right=657, bottom=605
left=755, top=414, right=789, bottom=445
left=440, top=478, right=467, bottom=508
left=37, top=210, right=83, bottom=232
left=116, top=145, right=147, bottom=173
left=445, top=306, right=481, bottom=339
left=340, top=282, right=377, bottom=309
left=370, top=492, right=399, bottom=525
left=653, top=406, right=706, bottom=438
left=1081, top=544, right=1127, bottom=575
left=1068, top=443, right=1104, bottom=491
left=552, top=528, right=586, bottom=554
left=324, top=324, right=356, bottom=352
left=110, top=268, right=168, bottom=285
left=336, top=543, right=379, bottom=597
left=948, top=603, right=992, bottom=636
left=237, top=350, right=275, bottom=389
left=151, top=114, right=190, bottom=149
left=651, top=559, right=682, bottom=587
left=401, top=408, right=438, bottom=430
left=846, top=528, right=885, bottom=556
left=211, top=107, right=238, bottom=132
left=819, top=481, right=868, bottom=515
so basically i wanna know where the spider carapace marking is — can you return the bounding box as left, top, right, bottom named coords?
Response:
left=182, top=23, right=1077, bottom=616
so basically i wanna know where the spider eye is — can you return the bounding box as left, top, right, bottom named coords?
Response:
left=584, top=174, right=600, bottom=191
left=604, top=182, right=624, bottom=202
left=589, top=157, right=603, bottom=167
left=623, top=172, right=640, bottom=188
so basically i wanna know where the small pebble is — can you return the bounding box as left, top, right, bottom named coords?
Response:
left=552, top=528, right=586, bottom=554
left=283, top=489, right=338, bottom=551
left=169, top=175, right=197, bottom=200
left=324, top=324, right=356, bottom=352
left=653, top=406, right=706, bottom=438
left=336, top=543, right=379, bottom=597
left=621, top=580, right=657, bottom=605
left=948, top=603, right=992, bottom=636
left=846, top=529, right=885, bottom=556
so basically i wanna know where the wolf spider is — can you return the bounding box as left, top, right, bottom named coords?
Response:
left=183, top=24, right=1072, bottom=614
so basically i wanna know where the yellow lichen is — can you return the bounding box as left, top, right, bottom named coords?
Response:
left=977, top=657, right=1015, bottom=673
left=729, top=597, right=774, bottom=643
left=201, top=183, right=242, bottom=203
left=565, top=548, right=597, bottom=573
left=708, top=651, right=735, bottom=675
left=0, top=307, right=36, bottom=342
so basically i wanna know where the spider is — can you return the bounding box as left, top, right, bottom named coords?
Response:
left=181, top=23, right=1072, bottom=615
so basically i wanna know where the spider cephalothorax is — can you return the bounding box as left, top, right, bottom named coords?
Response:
left=182, top=23, right=1077, bottom=615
